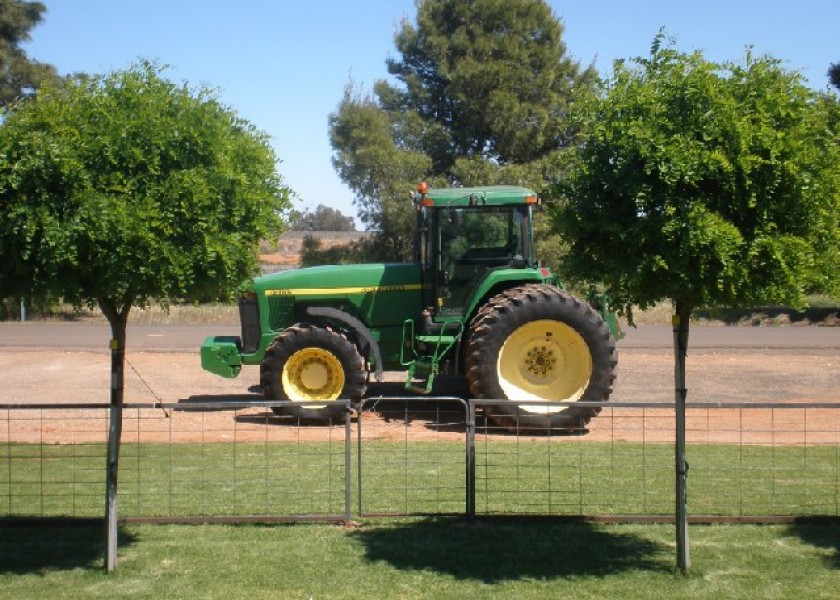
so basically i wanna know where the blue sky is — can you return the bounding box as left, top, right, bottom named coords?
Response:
left=25, top=1, right=839, bottom=225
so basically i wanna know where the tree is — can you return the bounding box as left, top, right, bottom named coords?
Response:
left=298, top=233, right=366, bottom=267
left=554, top=40, right=839, bottom=322
left=329, top=0, right=594, bottom=260
left=552, top=36, right=840, bottom=571
left=0, top=0, right=63, bottom=109
left=289, top=204, right=356, bottom=231
left=330, top=84, right=432, bottom=260
left=0, top=61, right=290, bottom=567
left=829, top=62, right=840, bottom=91
left=0, top=60, right=289, bottom=332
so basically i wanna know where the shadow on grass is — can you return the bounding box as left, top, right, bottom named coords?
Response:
left=351, top=518, right=670, bottom=582
left=788, top=520, right=840, bottom=569
left=0, top=520, right=136, bottom=574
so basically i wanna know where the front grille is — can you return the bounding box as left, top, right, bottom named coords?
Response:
left=238, top=295, right=261, bottom=353
left=267, top=294, right=295, bottom=332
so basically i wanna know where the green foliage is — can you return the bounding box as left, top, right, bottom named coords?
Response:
left=0, top=0, right=64, bottom=109
left=298, top=233, right=389, bottom=267
left=829, top=62, right=840, bottom=91
left=553, top=37, right=840, bottom=318
left=289, top=204, right=356, bottom=231
left=0, top=61, right=290, bottom=321
left=532, top=210, right=568, bottom=280
left=330, top=84, right=433, bottom=259
left=299, top=234, right=354, bottom=267
left=385, top=0, right=592, bottom=168
left=329, top=0, right=594, bottom=261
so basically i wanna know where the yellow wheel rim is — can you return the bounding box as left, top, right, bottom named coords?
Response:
left=281, top=347, right=345, bottom=403
left=497, top=319, right=592, bottom=413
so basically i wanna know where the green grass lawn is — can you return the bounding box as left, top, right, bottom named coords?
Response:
left=2, top=438, right=840, bottom=598
left=3, top=440, right=839, bottom=519
left=1, top=520, right=839, bottom=599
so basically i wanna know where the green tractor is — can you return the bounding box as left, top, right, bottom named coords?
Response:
left=201, top=183, right=619, bottom=430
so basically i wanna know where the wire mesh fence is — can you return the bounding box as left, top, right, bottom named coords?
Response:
left=355, top=397, right=468, bottom=517
left=1, top=405, right=110, bottom=518
left=2, top=400, right=839, bottom=523
left=681, top=403, right=840, bottom=518
left=470, top=401, right=840, bottom=519
left=1, top=402, right=352, bottom=522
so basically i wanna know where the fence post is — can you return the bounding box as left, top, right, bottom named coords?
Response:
left=673, top=315, right=690, bottom=573
left=104, top=338, right=124, bottom=572
left=344, top=404, right=352, bottom=522
left=357, top=400, right=364, bottom=517
left=466, top=401, right=476, bottom=522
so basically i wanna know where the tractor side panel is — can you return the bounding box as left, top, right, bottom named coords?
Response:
left=247, top=262, right=424, bottom=369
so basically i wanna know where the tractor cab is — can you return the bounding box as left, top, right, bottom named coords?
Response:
left=401, top=183, right=549, bottom=393
left=413, top=183, right=540, bottom=318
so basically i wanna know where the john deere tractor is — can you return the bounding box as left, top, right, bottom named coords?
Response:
left=201, top=183, right=619, bottom=430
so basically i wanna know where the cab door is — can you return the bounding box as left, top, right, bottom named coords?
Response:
left=434, top=206, right=526, bottom=316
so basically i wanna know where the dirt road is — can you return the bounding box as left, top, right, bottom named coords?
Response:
left=0, top=322, right=837, bottom=406
left=1, top=323, right=837, bottom=444
left=2, top=321, right=839, bottom=351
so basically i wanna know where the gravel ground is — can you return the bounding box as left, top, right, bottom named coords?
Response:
left=2, top=341, right=837, bottom=444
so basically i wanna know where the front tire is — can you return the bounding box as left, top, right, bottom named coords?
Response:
left=261, top=324, right=366, bottom=421
left=466, top=284, right=617, bottom=432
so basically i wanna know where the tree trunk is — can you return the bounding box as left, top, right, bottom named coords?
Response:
left=100, top=298, right=131, bottom=572
left=673, top=300, right=691, bottom=573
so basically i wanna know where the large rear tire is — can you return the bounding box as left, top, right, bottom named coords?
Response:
left=466, top=284, right=617, bottom=432
left=261, top=324, right=366, bottom=421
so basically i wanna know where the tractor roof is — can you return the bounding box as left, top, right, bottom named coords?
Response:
left=418, top=184, right=539, bottom=208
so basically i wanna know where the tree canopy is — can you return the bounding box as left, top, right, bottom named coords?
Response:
left=329, top=0, right=594, bottom=260
left=289, top=204, right=356, bottom=232
left=830, top=62, right=840, bottom=91
left=552, top=37, right=840, bottom=322
left=0, top=60, right=290, bottom=334
left=0, top=0, right=64, bottom=109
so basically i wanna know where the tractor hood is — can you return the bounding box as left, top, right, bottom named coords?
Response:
left=253, top=262, right=423, bottom=296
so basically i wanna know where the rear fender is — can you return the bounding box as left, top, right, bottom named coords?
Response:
left=464, top=268, right=550, bottom=322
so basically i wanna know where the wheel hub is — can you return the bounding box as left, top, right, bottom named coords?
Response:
left=297, top=359, right=332, bottom=393
left=497, top=319, right=593, bottom=409
left=524, top=345, right=557, bottom=378
left=282, top=347, right=345, bottom=402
